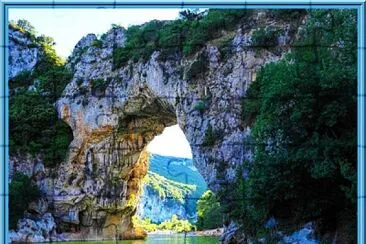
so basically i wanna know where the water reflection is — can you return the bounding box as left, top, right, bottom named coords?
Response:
left=59, top=234, right=219, bottom=244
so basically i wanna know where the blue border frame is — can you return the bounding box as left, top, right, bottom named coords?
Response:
left=358, top=2, right=366, bottom=244
left=0, top=1, right=365, bottom=244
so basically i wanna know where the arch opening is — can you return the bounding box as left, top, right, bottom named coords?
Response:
left=133, top=124, right=218, bottom=235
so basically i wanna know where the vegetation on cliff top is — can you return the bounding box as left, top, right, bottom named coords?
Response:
left=224, top=9, right=357, bottom=241
left=112, top=9, right=255, bottom=69
left=9, top=20, right=73, bottom=167
left=111, top=9, right=307, bottom=71
left=143, top=171, right=196, bottom=203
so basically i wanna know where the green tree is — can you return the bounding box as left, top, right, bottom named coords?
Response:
left=16, top=19, right=36, bottom=36
left=196, top=190, right=224, bottom=230
left=158, top=215, right=194, bottom=232
left=9, top=22, right=73, bottom=167
left=236, top=9, right=357, bottom=240
left=178, top=9, right=204, bottom=21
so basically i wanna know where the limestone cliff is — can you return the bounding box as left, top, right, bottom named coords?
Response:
left=9, top=10, right=308, bottom=242
left=54, top=10, right=300, bottom=241
left=8, top=25, right=40, bottom=79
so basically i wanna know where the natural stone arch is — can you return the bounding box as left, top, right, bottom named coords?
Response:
left=55, top=84, right=181, bottom=239
left=53, top=22, right=286, bottom=239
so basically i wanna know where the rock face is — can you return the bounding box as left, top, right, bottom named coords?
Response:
left=8, top=27, right=40, bottom=79
left=9, top=11, right=305, bottom=242
left=282, top=222, right=317, bottom=244
left=137, top=184, right=190, bottom=223
left=18, top=214, right=55, bottom=241
left=9, top=210, right=57, bottom=242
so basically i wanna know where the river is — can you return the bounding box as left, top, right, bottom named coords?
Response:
left=60, top=234, right=219, bottom=244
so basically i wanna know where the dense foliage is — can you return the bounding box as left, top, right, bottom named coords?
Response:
left=9, top=20, right=73, bottom=167
left=222, top=9, right=357, bottom=241
left=112, top=9, right=254, bottom=69
left=9, top=173, right=41, bottom=229
left=133, top=215, right=194, bottom=233
left=251, top=26, right=283, bottom=48
left=196, top=190, right=224, bottom=230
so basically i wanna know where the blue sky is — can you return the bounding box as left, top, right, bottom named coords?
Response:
left=9, top=8, right=182, bottom=58
left=9, top=8, right=192, bottom=158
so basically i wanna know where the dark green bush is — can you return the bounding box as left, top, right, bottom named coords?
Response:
left=91, top=39, right=103, bottom=48
left=10, top=90, right=73, bottom=167
left=202, top=124, right=224, bottom=146
left=112, top=47, right=130, bottom=68
left=9, top=173, right=41, bottom=229
left=183, top=9, right=253, bottom=56
left=76, top=78, right=83, bottom=87
left=9, top=71, right=33, bottom=90
left=218, top=37, right=234, bottom=61
left=42, top=120, right=73, bottom=167
left=194, top=100, right=207, bottom=114
left=185, top=54, right=208, bottom=81
left=269, top=9, right=307, bottom=21
left=90, top=78, right=108, bottom=96
left=251, top=27, right=282, bottom=48
left=194, top=95, right=211, bottom=114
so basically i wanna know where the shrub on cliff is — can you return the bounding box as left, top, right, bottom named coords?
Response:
left=251, top=27, right=282, bottom=48
left=202, top=124, right=224, bottom=146
left=9, top=173, right=41, bottom=229
left=9, top=19, right=36, bottom=40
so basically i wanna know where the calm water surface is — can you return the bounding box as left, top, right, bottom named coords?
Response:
left=60, top=234, right=219, bottom=244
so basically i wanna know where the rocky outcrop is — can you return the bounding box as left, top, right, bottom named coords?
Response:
left=282, top=222, right=317, bottom=244
left=8, top=27, right=40, bottom=79
left=9, top=198, right=58, bottom=243
left=9, top=213, right=57, bottom=243
left=137, top=184, right=189, bottom=223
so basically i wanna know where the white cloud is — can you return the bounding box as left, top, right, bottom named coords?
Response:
left=147, top=124, right=192, bottom=159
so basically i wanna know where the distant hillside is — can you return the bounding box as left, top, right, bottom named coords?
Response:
left=148, top=153, right=207, bottom=199
left=137, top=171, right=196, bottom=223
left=143, top=171, right=196, bottom=203
left=137, top=153, right=208, bottom=223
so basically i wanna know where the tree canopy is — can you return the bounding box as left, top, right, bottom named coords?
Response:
left=222, top=9, right=357, bottom=242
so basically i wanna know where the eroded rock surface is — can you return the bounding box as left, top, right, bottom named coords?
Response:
left=8, top=28, right=40, bottom=79
left=54, top=12, right=292, bottom=239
